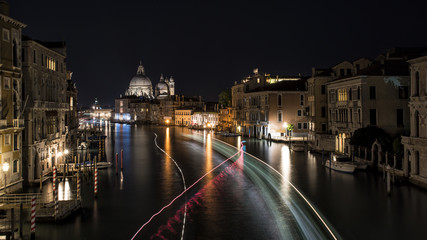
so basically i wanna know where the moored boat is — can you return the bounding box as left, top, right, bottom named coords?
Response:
left=324, top=154, right=357, bottom=173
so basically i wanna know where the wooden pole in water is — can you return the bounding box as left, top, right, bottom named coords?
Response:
left=121, top=149, right=123, bottom=171
left=116, top=153, right=118, bottom=175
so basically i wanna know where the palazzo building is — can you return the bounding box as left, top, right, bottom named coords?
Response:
left=0, top=2, right=25, bottom=192
left=402, top=55, right=427, bottom=188
left=21, top=36, right=72, bottom=185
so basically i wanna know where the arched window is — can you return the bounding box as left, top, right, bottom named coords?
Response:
left=414, top=71, right=420, bottom=96
left=277, top=94, right=282, bottom=106
left=415, top=111, right=420, bottom=137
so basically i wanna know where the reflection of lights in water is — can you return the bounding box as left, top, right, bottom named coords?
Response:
left=120, top=171, right=124, bottom=190
left=236, top=136, right=241, bottom=149
left=205, top=133, right=212, bottom=175
left=281, top=145, right=291, bottom=193
left=58, top=178, right=71, bottom=201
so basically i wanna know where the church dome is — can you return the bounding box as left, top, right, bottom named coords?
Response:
left=125, top=62, right=153, bottom=98
left=155, top=74, right=169, bottom=96
left=129, top=63, right=152, bottom=87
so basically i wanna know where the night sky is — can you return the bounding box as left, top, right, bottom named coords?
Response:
left=11, top=0, right=427, bottom=107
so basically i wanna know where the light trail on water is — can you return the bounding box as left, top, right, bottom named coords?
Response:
left=130, top=134, right=242, bottom=240
left=153, top=132, right=187, bottom=240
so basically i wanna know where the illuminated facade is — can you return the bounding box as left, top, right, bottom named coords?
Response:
left=0, top=3, right=25, bottom=192
left=175, top=108, right=193, bottom=126
left=22, top=36, right=72, bottom=185
left=402, top=55, right=427, bottom=188
left=232, top=68, right=309, bottom=139
left=327, top=58, right=410, bottom=155
left=218, top=107, right=233, bottom=132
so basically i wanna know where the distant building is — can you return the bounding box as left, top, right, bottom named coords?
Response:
left=218, top=107, right=233, bottom=132
left=232, top=68, right=308, bottom=139
left=0, top=2, right=26, bottom=192
left=21, top=36, right=71, bottom=185
left=306, top=68, right=334, bottom=151
left=175, top=108, right=193, bottom=126
left=402, top=55, right=427, bottom=188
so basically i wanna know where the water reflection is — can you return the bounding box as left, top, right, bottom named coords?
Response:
left=162, top=127, right=173, bottom=199
left=280, top=145, right=291, bottom=193
left=58, top=178, right=72, bottom=200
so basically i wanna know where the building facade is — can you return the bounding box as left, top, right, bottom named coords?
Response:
left=0, top=3, right=25, bottom=192
left=402, top=55, right=427, bottom=188
left=307, top=68, right=334, bottom=151
left=21, top=36, right=70, bottom=185
left=327, top=59, right=410, bottom=155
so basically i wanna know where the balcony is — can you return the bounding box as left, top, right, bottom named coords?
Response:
left=336, top=122, right=348, bottom=129
left=0, top=120, right=6, bottom=128
left=13, top=119, right=24, bottom=128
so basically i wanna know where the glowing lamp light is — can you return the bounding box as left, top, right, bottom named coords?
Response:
left=2, top=162, right=9, bottom=172
left=64, top=149, right=69, bottom=155
left=165, top=119, right=170, bottom=124
left=207, top=122, right=211, bottom=128
left=283, top=122, right=288, bottom=129
left=58, top=152, right=63, bottom=157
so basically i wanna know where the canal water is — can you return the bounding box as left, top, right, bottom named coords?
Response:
left=35, top=124, right=427, bottom=239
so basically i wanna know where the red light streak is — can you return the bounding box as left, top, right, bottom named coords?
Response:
left=131, top=145, right=243, bottom=239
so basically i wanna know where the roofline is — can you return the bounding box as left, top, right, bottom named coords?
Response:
left=0, top=13, right=26, bottom=28
left=407, top=55, right=427, bottom=64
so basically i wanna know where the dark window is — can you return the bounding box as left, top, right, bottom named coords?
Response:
left=305, top=107, right=309, bottom=116
left=370, top=86, right=376, bottom=99
left=321, top=123, right=327, bottom=132
left=13, top=40, right=18, bottom=67
left=303, top=123, right=308, bottom=129
left=278, top=112, right=282, bottom=122
left=357, top=87, right=361, bottom=100
left=21, top=48, right=25, bottom=63
left=321, top=107, right=326, bottom=117
left=297, top=110, right=301, bottom=116
left=298, top=123, right=302, bottom=129
left=356, top=64, right=360, bottom=71
left=340, top=69, right=345, bottom=76
left=349, top=88, right=352, bottom=100
left=321, top=85, right=326, bottom=94
left=370, top=109, right=377, bottom=126
left=397, top=109, right=404, bottom=127
left=347, top=69, right=351, bottom=75
left=278, top=95, right=282, bottom=106
left=13, top=160, right=18, bottom=173
left=414, top=71, right=420, bottom=96
left=350, top=109, right=353, bottom=123
left=415, top=111, right=420, bottom=137
left=300, top=94, right=304, bottom=105
left=399, top=86, right=408, bottom=99
left=13, top=133, right=18, bottom=151
left=33, top=50, right=37, bottom=63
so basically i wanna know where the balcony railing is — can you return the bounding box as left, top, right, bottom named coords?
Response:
left=13, top=119, right=24, bottom=128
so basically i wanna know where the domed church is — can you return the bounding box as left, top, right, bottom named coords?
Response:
left=125, top=62, right=175, bottom=99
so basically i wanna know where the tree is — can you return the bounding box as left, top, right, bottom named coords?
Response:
left=218, top=88, right=232, bottom=108
left=349, top=126, right=392, bottom=151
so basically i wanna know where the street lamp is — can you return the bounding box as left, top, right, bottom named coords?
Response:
left=3, top=162, right=9, bottom=194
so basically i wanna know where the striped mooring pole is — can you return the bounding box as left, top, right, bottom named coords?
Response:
left=31, top=195, right=36, bottom=240
left=53, top=165, right=56, bottom=193
left=53, top=165, right=58, bottom=219
left=94, top=167, right=98, bottom=198
left=77, top=172, right=81, bottom=201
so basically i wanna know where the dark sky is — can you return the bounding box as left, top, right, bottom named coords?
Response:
left=10, top=0, right=427, bottom=106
